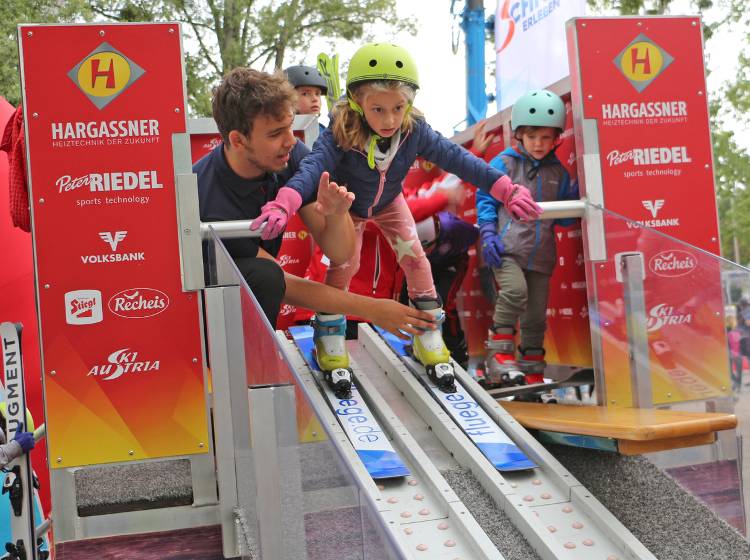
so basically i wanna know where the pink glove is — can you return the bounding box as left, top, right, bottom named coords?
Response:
left=250, top=186, right=303, bottom=240
left=489, top=175, right=542, bottom=221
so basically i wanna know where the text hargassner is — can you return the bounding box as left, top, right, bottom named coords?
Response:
left=50, top=119, right=160, bottom=146
left=57, top=171, right=163, bottom=194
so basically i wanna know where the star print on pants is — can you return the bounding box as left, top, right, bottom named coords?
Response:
left=391, top=235, right=418, bottom=261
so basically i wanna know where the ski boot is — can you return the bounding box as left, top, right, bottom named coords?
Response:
left=517, top=347, right=557, bottom=404
left=312, top=313, right=353, bottom=398
left=484, top=327, right=526, bottom=388
left=410, top=297, right=456, bottom=393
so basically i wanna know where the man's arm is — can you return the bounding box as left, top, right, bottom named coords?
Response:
left=282, top=272, right=435, bottom=339
left=299, top=172, right=356, bottom=265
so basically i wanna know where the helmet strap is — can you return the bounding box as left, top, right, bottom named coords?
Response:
left=366, top=134, right=381, bottom=169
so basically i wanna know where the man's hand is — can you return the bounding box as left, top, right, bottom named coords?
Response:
left=367, top=299, right=438, bottom=340
left=472, top=119, right=493, bottom=156
left=314, top=171, right=355, bottom=216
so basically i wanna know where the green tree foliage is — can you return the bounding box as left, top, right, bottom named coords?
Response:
left=0, top=0, right=90, bottom=105
left=88, top=0, right=410, bottom=114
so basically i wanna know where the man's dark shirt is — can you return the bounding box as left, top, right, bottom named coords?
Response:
left=194, top=140, right=310, bottom=259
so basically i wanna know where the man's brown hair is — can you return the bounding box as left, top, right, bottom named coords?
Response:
left=212, top=67, right=297, bottom=143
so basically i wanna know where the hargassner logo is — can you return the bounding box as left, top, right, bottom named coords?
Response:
left=100, top=231, right=127, bottom=251
left=68, top=42, right=145, bottom=109
left=642, top=199, right=665, bottom=218
left=614, top=34, right=674, bottom=92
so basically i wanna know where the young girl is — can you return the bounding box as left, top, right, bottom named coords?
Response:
left=252, top=43, right=540, bottom=395
left=477, top=90, right=578, bottom=395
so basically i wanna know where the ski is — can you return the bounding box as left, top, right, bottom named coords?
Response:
left=316, top=52, right=341, bottom=112
left=374, top=327, right=537, bottom=471
left=486, top=368, right=595, bottom=400
left=0, top=323, right=39, bottom=560
left=289, top=326, right=410, bottom=479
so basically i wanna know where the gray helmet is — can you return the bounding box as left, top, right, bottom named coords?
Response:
left=511, top=89, right=566, bottom=131
left=284, top=65, right=327, bottom=94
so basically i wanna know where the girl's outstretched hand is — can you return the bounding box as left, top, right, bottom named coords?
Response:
left=315, top=171, right=355, bottom=216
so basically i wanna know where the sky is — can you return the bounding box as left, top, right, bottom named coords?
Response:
left=291, top=0, right=748, bottom=144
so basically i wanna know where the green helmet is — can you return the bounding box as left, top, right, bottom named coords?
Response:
left=511, top=90, right=566, bottom=131
left=346, top=43, right=419, bottom=90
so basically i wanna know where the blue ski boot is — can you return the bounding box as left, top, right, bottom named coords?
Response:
left=312, top=313, right=352, bottom=399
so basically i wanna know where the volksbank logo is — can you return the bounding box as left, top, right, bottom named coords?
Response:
left=81, top=231, right=145, bottom=264
left=68, top=42, right=145, bottom=109
left=642, top=199, right=665, bottom=218
left=88, top=348, right=160, bottom=381
left=614, top=34, right=674, bottom=92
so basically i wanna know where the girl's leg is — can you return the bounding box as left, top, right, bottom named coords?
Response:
left=315, top=217, right=366, bottom=396
left=375, top=195, right=453, bottom=389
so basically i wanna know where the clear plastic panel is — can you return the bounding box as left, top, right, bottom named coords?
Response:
left=585, top=203, right=749, bottom=536
left=205, top=228, right=404, bottom=558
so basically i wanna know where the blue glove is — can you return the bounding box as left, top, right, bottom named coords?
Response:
left=479, top=223, right=504, bottom=268
left=13, top=431, right=35, bottom=453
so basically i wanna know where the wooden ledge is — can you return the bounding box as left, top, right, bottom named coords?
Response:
left=500, top=401, right=737, bottom=442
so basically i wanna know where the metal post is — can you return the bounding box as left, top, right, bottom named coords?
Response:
left=462, top=0, right=487, bottom=126
left=248, top=386, right=307, bottom=560
left=204, top=286, right=257, bottom=558
left=621, top=253, right=653, bottom=408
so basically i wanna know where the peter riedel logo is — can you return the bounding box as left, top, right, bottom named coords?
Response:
left=614, top=34, right=674, bottom=92
left=68, top=42, right=145, bottom=109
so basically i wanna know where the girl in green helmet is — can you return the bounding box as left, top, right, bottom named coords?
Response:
left=477, top=89, right=579, bottom=397
left=252, top=43, right=540, bottom=395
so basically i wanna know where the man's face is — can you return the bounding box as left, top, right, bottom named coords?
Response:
left=236, top=108, right=296, bottom=176
left=295, top=86, right=322, bottom=116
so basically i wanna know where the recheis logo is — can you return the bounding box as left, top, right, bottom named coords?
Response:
left=68, top=42, right=145, bottom=110
left=613, top=33, right=674, bottom=92
left=87, top=348, right=160, bottom=381
left=64, top=289, right=103, bottom=325
left=648, top=250, right=697, bottom=278
left=108, top=288, right=169, bottom=319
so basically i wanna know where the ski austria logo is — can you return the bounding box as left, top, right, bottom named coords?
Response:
left=88, top=348, right=160, bottom=381
left=613, top=34, right=674, bottom=92
left=649, top=250, right=696, bottom=278
left=68, top=42, right=145, bottom=109
left=646, top=303, right=692, bottom=332
left=64, top=290, right=103, bottom=325
left=108, top=288, right=169, bottom=319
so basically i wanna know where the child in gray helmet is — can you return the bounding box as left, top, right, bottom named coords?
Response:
left=284, top=64, right=327, bottom=122
left=477, top=90, right=579, bottom=394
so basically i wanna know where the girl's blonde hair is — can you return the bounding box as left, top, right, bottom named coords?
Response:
left=331, top=80, right=423, bottom=152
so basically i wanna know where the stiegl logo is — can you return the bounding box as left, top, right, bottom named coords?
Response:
left=88, top=348, right=160, bottom=381
left=646, top=304, right=692, bottom=332
left=68, top=42, right=145, bottom=110
left=64, top=290, right=103, bottom=325
left=108, top=288, right=169, bottom=319
left=649, top=250, right=697, bottom=278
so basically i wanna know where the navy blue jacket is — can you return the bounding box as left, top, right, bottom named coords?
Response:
left=285, top=117, right=505, bottom=218
left=476, top=146, right=578, bottom=274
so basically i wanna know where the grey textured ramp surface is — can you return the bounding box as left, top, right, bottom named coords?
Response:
left=443, top=467, right=542, bottom=560
left=75, top=459, right=193, bottom=516
left=548, top=444, right=750, bottom=560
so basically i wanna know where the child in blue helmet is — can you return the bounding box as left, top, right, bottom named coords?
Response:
left=477, top=90, right=579, bottom=393
left=253, top=43, right=541, bottom=396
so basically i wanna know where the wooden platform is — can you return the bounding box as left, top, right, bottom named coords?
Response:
left=500, top=402, right=738, bottom=455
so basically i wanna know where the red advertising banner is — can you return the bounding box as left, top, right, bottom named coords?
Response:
left=20, top=24, right=208, bottom=467
left=568, top=17, right=729, bottom=405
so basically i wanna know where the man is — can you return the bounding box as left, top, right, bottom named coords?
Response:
left=195, top=67, right=434, bottom=337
